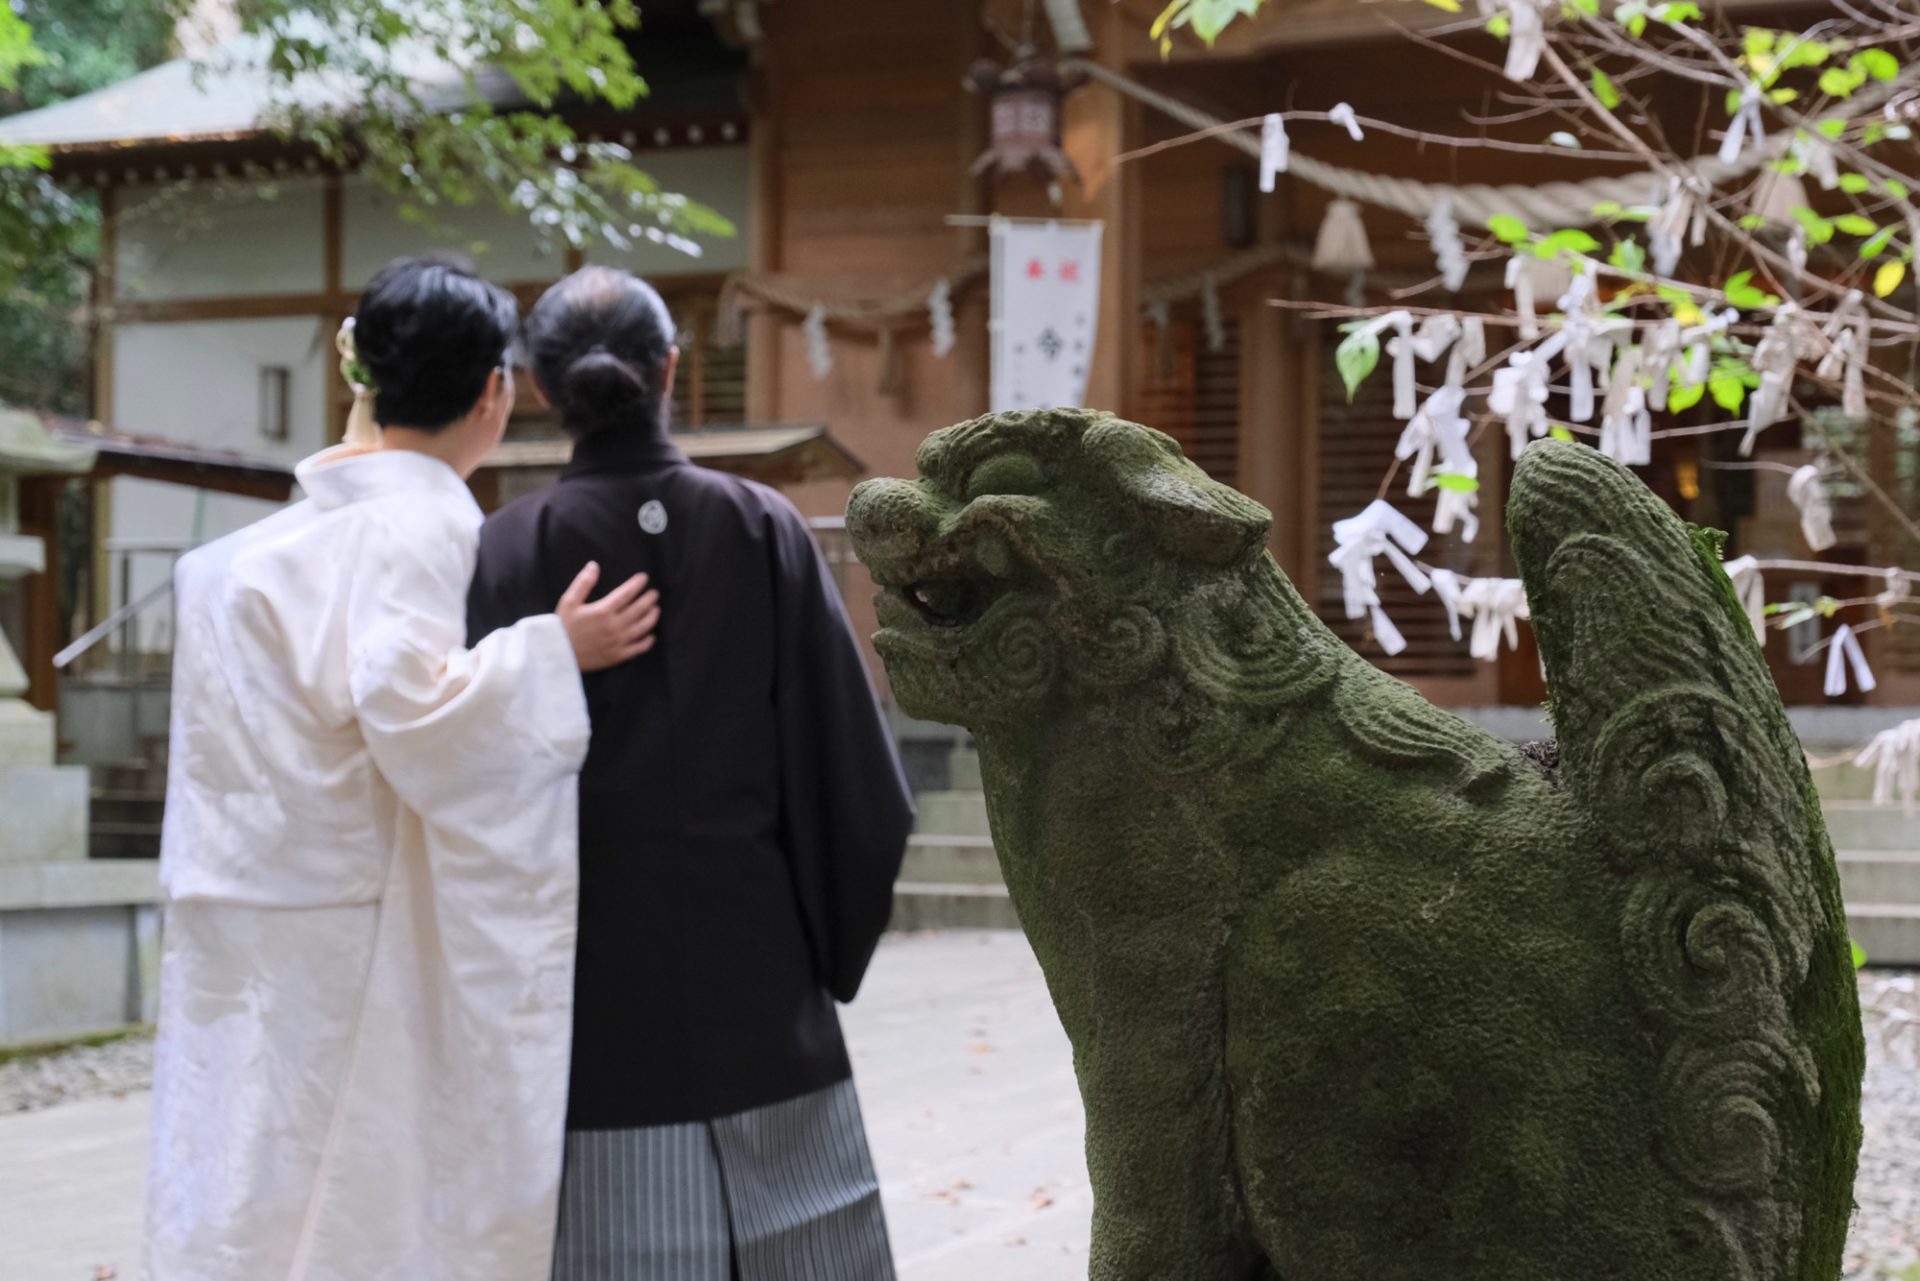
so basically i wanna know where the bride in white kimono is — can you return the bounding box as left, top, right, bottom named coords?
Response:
left=142, top=257, right=660, bottom=1281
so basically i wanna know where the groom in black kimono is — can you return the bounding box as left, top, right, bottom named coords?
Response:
left=466, top=267, right=914, bottom=1281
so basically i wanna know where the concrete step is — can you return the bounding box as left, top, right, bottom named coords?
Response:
left=1820, top=802, right=1919, bottom=851
left=1847, top=903, right=1920, bottom=967
left=88, top=821, right=162, bottom=861
left=889, top=880, right=1021, bottom=931
left=902, top=835, right=1002, bottom=884
left=1835, top=850, right=1920, bottom=905
left=913, top=790, right=991, bottom=838
left=89, top=791, right=166, bottom=828
left=948, top=747, right=981, bottom=792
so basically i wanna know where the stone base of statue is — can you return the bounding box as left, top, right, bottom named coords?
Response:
left=847, top=409, right=1863, bottom=1281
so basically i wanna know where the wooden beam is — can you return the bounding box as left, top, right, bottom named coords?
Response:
left=16, top=476, right=62, bottom=713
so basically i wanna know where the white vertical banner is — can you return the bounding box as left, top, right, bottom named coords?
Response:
left=989, top=218, right=1104, bottom=412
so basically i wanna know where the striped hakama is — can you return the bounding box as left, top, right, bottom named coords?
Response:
left=551, top=1079, right=895, bottom=1281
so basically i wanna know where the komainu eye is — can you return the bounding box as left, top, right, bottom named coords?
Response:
left=965, top=452, right=1047, bottom=499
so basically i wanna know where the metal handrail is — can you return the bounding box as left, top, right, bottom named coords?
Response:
left=54, top=578, right=172, bottom=670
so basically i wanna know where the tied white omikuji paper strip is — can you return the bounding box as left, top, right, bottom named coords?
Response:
left=803, top=303, right=833, bottom=379
left=1260, top=113, right=1289, bottom=192
left=1824, top=623, right=1877, bottom=697
left=1720, top=82, right=1766, bottom=164
left=1425, top=571, right=1529, bottom=660
left=927, top=278, right=956, bottom=358
left=1786, top=465, right=1838, bottom=552
left=1742, top=308, right=1802, bottom=455
left=1327, top=102, right=1365, bottom=141
left=1854, top=717, right=1920, bottom=816
left=1599, top=343, right=1651, bottom=467
left=1396, top=386, right=1478, bottom=542
left=1328, top=500, right=1431, bottom=657
left=1817, top=290, right=1870, bottom=420
left=1722, top=555, right=1769, bottom=646
left=1485, top=0, right=1549, bottom=80
left=1426, top=200, right=1469, bottom=292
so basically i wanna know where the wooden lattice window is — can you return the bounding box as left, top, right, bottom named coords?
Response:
left=1136, top=312, right=1240, bottom=489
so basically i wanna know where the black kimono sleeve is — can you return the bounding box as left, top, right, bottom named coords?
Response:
left=768, top=502, right=915, bottom=1003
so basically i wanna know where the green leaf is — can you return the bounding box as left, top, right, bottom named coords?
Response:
left=1420, top=0, right=1464, bottom=10
left=1792, top=206, right=1837, bottom=245
left=1432, top=472, right=1481, bottom=493
left=1776, top=37, right=1831, bottom=69
left=1488, top=214, right=1532, bottom=244
left=1742, top=28, right=1775, bottom=57
left=1667, top=378, right=1706, bottom=412
left=1833, top=214, right=1879, bottom=237
left=1549, top=425, right=1577, bottom=443
left=1860, top=226, right=1899, bottom=259
left=1726, top=88, right=1744, bottom=116
left=1769, top=87, right=1799, bottom=105
left=1609, top=239, right=1647, bottom=273
left=1336, top=328, right=1382, bottom=403
left=1876, top=261, right=1907, bottom=298
left=1565, top=0, right=1600, bottom=15
left=1886, top=178, right=1910, bottom=200
left=1592, top=200, right=1624, bottom=218
left=1651, top=1, right=1701, bottom=22
left=1592, top=69, right=1622, bottom=109
left=1854, top=48, right=1898, bottom=80
left=1488, top=12, right=1512, bottom=37
left=1710, top=372, right=1748, bottom=412
left=1816, top=118, right=1848, bottom=139
left=1738, top=214, right=1768, bottom=230
left=1820, top=66, right=1865, bottom=98
left=1723, top=270, right=1780, bottom=309
left=1837, top=172, right=1872, bottom=194
left=1542, top=228, right=1602, bottom=255
left=1852, top=939, right=1867, bottom=969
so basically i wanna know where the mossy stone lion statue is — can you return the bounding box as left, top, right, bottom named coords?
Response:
left=845, top=408, right=1864, bottom=1281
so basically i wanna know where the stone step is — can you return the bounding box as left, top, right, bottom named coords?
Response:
left=902, top=835, right=1001, bottom=884
left=88, top=821, right=162, bottom=861
left=1847, top=903, right=1920, bottom=967
left=90, top=791, right=167, bottom=828
left=948, top=747, right=981, bottom=792
left=1836, top=850, right=1920, bottom=905
left=1809, top=761, right=1885, bottom=803
left=913, top=790, right=991, bottom=838
left=1819, top=803, right=1919, bottom=851
left=889, top=881, right=1021, bottom=931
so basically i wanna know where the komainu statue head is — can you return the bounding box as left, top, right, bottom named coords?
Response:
left=845, top=408, right=1281, bottom=730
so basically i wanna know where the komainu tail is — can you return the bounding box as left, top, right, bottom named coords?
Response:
left=1507, top=440, right=1863, bottom=1281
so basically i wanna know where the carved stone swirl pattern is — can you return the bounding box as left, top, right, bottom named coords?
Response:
left=848, top=412, right=1864, bottom=1281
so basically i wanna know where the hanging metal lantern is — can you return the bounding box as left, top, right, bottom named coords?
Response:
left=966, top=53, right=1085, bottom=186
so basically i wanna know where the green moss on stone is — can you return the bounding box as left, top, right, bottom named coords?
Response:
left=847, top=415, right=1863, bottom=1281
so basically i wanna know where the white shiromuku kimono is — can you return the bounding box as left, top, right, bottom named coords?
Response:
left=143, top=446, right=590, bottom=1281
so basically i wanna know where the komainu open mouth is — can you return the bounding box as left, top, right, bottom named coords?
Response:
left=903, top=577, right=994, bottom=628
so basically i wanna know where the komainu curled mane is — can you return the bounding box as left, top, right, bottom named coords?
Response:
left=845, top=408, right=1863, bottom=1281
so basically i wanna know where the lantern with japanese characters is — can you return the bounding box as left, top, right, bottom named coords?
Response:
left=967, top=54, right=1084, bottom=186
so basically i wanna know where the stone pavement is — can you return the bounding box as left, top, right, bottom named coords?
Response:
left=0, top=931, right=1092, bottom=1281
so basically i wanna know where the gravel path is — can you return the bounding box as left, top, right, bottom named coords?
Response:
left=3, top=972, right=1915, bottom=1276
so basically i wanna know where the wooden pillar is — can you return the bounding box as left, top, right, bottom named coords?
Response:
left=16, top=476, right=61, bottom=713
left=89, top=186, right=118, bottom=630
left=744, top=45, right=783, bottom=426
left=322, top=175, right=348, bottom=443
left=1060, top=6, right=1142, bottom=419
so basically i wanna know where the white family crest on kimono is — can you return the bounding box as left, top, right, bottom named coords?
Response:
left=145, top=446, right=590, bottom=1281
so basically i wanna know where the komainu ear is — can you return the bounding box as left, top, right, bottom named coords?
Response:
left=1082, top=416, right=1272, bottom=567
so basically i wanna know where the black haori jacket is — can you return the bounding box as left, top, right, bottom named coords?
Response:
left=467, top=430, right=914, bottom=1130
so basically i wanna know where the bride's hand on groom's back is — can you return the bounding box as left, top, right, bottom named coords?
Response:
left=558, top=561, right=661, bottom=672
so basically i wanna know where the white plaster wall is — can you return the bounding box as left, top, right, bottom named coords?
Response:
left=108, top=316, right=330, bottom=643
left=582, top=147, right=751, bottom=278
left=341, top=176, right=570, bottom=289
left=115, top=179, right=327, bottom=302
